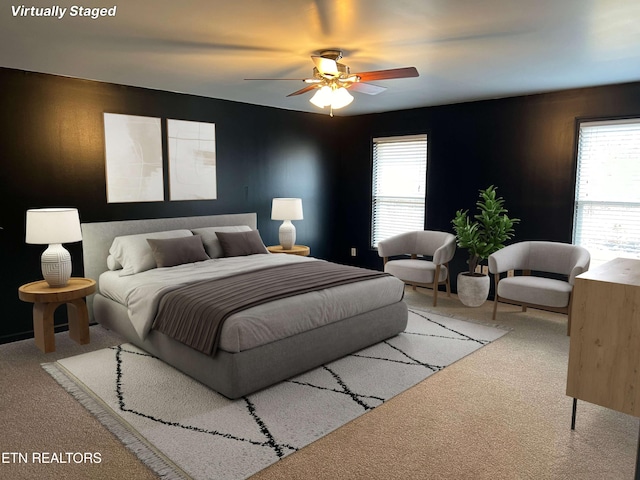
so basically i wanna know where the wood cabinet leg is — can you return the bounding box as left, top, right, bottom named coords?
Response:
left=67, top=298, right=90, bottom=345
left=33, top=302, right=60, bottom=353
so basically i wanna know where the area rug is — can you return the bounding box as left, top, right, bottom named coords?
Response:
left=42, top=309, right=507, bottom=480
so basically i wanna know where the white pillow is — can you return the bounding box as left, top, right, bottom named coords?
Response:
left=191, top=225, right=252, bottom=259
left=106, top=254, right=122, bottom=271
left=109, top=229, right=193, bottom=276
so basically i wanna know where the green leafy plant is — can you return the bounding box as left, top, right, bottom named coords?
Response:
left=452, top=185, right=520, bottom=275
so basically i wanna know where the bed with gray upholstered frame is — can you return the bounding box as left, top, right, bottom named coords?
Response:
left=81, top=213, right=408, bottom=399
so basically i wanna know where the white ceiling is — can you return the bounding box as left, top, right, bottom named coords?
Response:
left=2, top=0, right=640, bottom=116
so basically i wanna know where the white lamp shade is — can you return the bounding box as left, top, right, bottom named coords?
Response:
left=331, top=87, right=354, bottom=109
left=26, top=208, right=82, bottom=244
left=310, top=86, right=333, bottom=108
left=271, top=198, right=303, bottom=221
left=309, top=86, right=353, bottom=110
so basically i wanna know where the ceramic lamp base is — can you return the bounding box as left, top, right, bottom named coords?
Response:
left=278, top=220, right=296, bottom=250
left=41, top=243, right=72, bottom=287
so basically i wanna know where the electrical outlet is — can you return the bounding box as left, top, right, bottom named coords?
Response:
left=507, top=269, right=515, bottom=277
left=350, top=247, right=357, bottom=256
left=482, top=265, right=489, bottom=275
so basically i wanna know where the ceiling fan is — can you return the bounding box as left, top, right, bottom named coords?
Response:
left=246, top=49, right=419, bottom=115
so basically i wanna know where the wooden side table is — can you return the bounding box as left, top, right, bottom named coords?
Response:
left=18, top=277, right=96, bottom=353
left=267, top=245, right=310, bottom=256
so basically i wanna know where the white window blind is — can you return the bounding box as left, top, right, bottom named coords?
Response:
left=573, top=119, right=640, bottom=267
left=371, top=134, right=427, bottom=248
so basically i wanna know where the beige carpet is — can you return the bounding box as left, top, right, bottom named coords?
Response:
left=1, top=288, right=637, bottom=479
left=0, top=322, right=157, bottom=480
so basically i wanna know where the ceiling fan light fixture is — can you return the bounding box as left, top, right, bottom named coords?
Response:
left=309, top=85, right=333, bottom=108
left=309, top=85, right=353, bottom=111
left=247, top=49, right=418, bottom=115
left=331, top=87, right=354, bottom=109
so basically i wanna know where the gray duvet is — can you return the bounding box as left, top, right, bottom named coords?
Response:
left=152, top=261, right=391, bottom=356
left=99, top=254, right=405, bottom=353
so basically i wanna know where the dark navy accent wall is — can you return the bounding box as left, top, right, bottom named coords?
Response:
left=0, top=68, right=335, bottom=343
left=331, top=82, right=640, bottom=290
left=1, top=65, right=640, bottom=344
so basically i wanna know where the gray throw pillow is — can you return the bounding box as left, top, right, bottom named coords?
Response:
left=147, top=235, right=210, bottom=268
left=215, top=230, right=269, bottom=257
left=191, top=225, right=252, bottom=258
left=109, top=229, right=193, bottom=276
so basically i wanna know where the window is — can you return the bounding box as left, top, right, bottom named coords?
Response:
left=573, top=119, right=640, bottom=267
left=371, top=134, right=427, bottom=248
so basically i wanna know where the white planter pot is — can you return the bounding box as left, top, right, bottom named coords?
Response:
left=457, top=273, right=490, bottom=307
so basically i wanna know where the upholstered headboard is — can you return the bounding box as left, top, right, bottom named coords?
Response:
left=81, top=213, right=258, bottom=285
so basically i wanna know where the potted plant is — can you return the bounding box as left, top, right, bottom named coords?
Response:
left=451, top=185, right=519, bottom=306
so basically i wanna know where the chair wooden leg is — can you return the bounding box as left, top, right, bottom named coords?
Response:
left=492, top=274, right=500, bottom=320
left=567, top=292, right=573, bottom=336
left=521, top=271, right=529, bottom=312
left=433, top=265, right=441, bottom=306
left=445, top=263, right=452, bottom=297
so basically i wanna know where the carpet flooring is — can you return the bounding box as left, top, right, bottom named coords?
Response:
left=41, top=309, right=506, bottom=479
left=1, top=288, right=638, bottom=479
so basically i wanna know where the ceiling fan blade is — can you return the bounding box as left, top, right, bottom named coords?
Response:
left=348, top=82, right=387, bottom=96
left=355, top=67, right=419, bottom=82
left=286, top=84, right=319, bottom=97
left=312, top=56, right=339, bottom=76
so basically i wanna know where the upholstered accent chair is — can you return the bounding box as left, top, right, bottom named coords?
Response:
left=377, top=231, right=456, bottom=306
left=488, top=241, right=590, bottom=334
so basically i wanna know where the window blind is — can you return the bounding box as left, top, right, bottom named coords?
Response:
left=371, top=134, right=427, bottom=247
left=573, top=119, right=640, bottom=266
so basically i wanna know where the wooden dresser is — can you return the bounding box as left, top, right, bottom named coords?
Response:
left=567, top=257, right=640, bottom=416
left=566, top=257, right=640, bottom=477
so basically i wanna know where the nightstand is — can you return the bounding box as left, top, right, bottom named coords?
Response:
left=18, top=277, right=96, bottom=353
left=267, top=245, right=310, bottom=256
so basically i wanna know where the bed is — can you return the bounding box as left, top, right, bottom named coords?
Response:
left=81, top=213, right=408, bottom=399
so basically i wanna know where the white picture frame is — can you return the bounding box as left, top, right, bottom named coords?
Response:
left=103, top=113, right=164, bottom=203
left=167, top=119, right=217, bottom=201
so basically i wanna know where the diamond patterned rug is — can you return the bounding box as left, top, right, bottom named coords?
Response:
left=43, top=309, right=507, bottom=480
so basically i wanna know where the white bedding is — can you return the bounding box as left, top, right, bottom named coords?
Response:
left=99, top=254, right=405, bottom=353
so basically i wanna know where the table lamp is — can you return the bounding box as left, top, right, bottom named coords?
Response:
left=25, top=208, right=82, bottom=287
left=271, top=198, right=303, bottom=250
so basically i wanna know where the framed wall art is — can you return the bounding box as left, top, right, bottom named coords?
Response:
left=167, top=119, right=217, bottom=201
left=103, top=113, right=164, bottom=203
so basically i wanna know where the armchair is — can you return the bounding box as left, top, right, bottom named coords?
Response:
left=377, top=230, right=456, bottom=306
left=488, top=241, right=590, bottom=334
